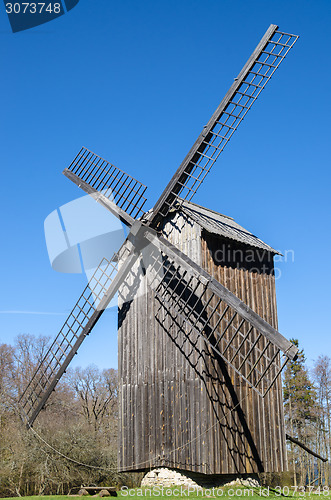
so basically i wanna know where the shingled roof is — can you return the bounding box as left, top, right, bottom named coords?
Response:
left=177, top=199, right=280, bottom=255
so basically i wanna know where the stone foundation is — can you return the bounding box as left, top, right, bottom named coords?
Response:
left=141, top=468, right=260, bottom=489
left=141, top=468, right=202, bottom=489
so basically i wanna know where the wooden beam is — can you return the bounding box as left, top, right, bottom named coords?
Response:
left=286, top=434, right=328, bottom=462
left=63, top=169, right=135, bottom=227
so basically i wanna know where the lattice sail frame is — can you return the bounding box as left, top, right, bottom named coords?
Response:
left=143, top=231, right=298, bottom=398
left=149, top=26, right=299, bottom=225
left=175, top=29, right=299, bottom=203
left=19, top=244, right=135, bottom=427
left=151, top=255, right=285, bottom=398
left=64, top=147, right=147, bottom=225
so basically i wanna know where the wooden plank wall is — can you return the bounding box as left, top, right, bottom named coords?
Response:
left=118, top=212, right=287, bottom=475
left=200, top=232, right=287, bottom=475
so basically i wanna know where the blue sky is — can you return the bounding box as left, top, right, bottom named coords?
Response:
left=0, top=0, right=330, bottom=371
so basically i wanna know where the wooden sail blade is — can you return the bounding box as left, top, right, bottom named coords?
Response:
left=63, top=147, right=148, bottom=226
left=19, top=247, right=138, bottom=428
left=143, top=230, right=298, bottom=397
left=149, top=25, right=299, bottom=227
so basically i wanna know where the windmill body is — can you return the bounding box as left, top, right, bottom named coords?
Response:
left=19, top=24, right=301, bottom=481
left=118, top=201, right=286, bottom=475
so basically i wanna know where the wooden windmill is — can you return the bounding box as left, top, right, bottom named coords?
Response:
left=20, top=25, right=300, bottom=478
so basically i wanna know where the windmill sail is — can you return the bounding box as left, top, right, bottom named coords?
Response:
left=63, top=147, right=148, bottom=226
left=149, top=25, right=299, bottom=227
left=19, top=245, right=138, bottom=427
left=143, top=230, right=298, bottom=397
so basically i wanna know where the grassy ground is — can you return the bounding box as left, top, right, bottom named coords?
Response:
left=1, top=487, right=331, bottom=500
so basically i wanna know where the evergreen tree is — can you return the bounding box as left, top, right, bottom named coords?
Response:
left=283, top=339, right=319, bottom=486
left=283, top=339, right=317, bottom=437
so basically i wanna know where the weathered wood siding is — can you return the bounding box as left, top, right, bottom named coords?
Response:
left=200, top=232, right=287, bottom=474
left=118, top=211, right=287, bottom=474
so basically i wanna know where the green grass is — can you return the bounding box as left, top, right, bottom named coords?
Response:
left=1, top=488, right=331, bottom=500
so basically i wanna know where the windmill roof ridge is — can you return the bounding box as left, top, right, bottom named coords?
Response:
left=176, top=199, right=281, bottom=255
left=177, top=198, right=234, bottom=221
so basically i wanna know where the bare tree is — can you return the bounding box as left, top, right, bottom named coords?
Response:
left=313, top=355, right=331, bottom=485
left=68, top=365, right=118, bottom=432
left=13, top=333, right=51, bottom=397
left=0, top=343, right=16, bottom=412
left=0, top=336, right=125, bottom=496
